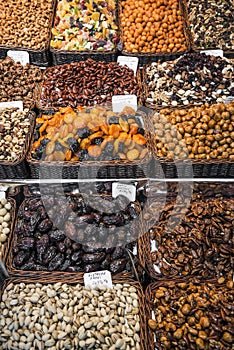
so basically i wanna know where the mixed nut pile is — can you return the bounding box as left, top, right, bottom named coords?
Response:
left=0, top=0, right=54, bottom=50
left=148, top=196, right=234, bottom=279
left=187, top=0, right=234, bottom=50
left=0, top=108, right=31, bottom=162
left=145, top=53, right=234, bottom=107
left=12, top=194, right=141, bottom=272
left=120, top=0, right=187, bottom=53
left=0, top=57, right=42, bottom=109
left=152, top=102, right=234, bottom=161
left=148, top=278, right=233, bottom=350
left=0, top=281, right=142, bottom=350
left=31, top=106, right=148, bottom=162
left=51, top=0, right=118, bottom=51
left=0, top=198, right=11, bottom=259
left=39, top=59, right=141, bottom=108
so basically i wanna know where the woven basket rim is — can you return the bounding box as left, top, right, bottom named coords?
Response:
left=1, top=197, right=16, bottom=265
left=0, top=111, right=36, bottom=167
left=26, top=107, right=153, bottom=167
left=0, top=0, right=56, bottom=53
left=118, top=0, right=192, bottom=56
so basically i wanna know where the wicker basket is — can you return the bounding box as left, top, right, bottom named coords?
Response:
left=0, top=111, right=36, bottom=179
left=6, top=189, right=145, bottom=279
left=145, top=278, right=234, bottom=350
left=27, top=108, right=153, bottom=179
left=0, top=198, right=16, bottom=268
left=0, top=275, right=148, bottom=349
left=50, top=0, right=119, bottom=66
left=118, top=0, right=192, bottom=67
left=145, top=104, right=234, bottom=178
left=0, top=0, right=56, bottom=67
left=139, top=194, right=234, bottom=281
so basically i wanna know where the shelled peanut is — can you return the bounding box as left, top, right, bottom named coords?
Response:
left=152, top=102, right=234, bottom=160
left=0, top=198, right=11, bottom=259
left=0, top=0, right=54, bottom=50
left=120, top=0, right=187, bottom=53
left=31, top=106, right=148, bottom=162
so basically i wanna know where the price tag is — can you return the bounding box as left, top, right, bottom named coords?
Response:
left=117, top=56, right=139, bottom=75
left=0, top=101, right=23, bottom=111
left=7, top=50, right=30, bottom=66
left=201, top=50, right=223, bottom=58
left=112, top=95, right=137, bottom=113
left=225, top=96, right=234, bottom=104
left=112, top=182, right=136, bottom=202
left=0, top=186, right=7, bottom=200
left=84, top=270, right=113, bottom=289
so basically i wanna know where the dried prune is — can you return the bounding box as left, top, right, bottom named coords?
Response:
left=83, top=245, right=105, bottom=253
left=54, top=140, right=65, bottom=151
left=77, top=127, right=91, bottom=139
left=71, top=251, right=83, bottom=262
left=36, top=234, right=49, bottom=254
left=48, top=253, right=64, bottom=271
left=17, top=237, right=35, bottom=250
left=100, top=254, right=111, bottom=269
left=41, top=138, right=50, bottom=146
left=108, top=116, right=119, bottom=124
left=38, top=218, right=53, bottom=233
left=60, top=259, right=71, bottom=271
left=82, top=252, right=106, bottom=264
left=112, top=246, right=125, bottom=260
left=84, top=263, right=101, bottom=272
left=110, top=258, right=127, bottom=273
left=103, top=213, right=125, bottom=226
left=67, top=137, right=80, bottom=152
left=57, top=241, right=66, bottom=253
left=92, top=137, right=103, bottom=145
left=13, top=251, right=31, bottom=267
left=49, top=230, right=66, bottom=242
left=42, top=246, right=57, bottom=264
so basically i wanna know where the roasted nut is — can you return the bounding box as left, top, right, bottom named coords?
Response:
left=0, top=197, right=12, bottom=259
left=0, top=57, right=42, bottom=109
left=120, top=0, right=187, bottom=53
left=187, top=0, right=234, bottom=50
left=0, top=0, right=54, bottom=49
left=40, top=59, right=141, bottom=109
left=145, top=53, right=233, bottom=108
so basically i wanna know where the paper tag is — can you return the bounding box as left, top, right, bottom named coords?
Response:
left=201, top=50, right=223, bottom=58
left=112, top=95, right=137, bottom=113
left=0, top=187, right=7, bottom=200
left=112, top=182, right=136, bottom=202
left=225, top=96, right=234, bottom=104
left=117, top=56, right=139, bottom=75
left=0, top=101, right=23, bottom=111
left=7, top=50, right=29, bottom=66
left=84, top=270, right=113, bottom=289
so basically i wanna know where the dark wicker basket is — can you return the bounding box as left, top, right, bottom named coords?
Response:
left=0, top=275, right=148, bottom=350
left=0, top=0, right=56, bottom=67
left=0, top=111, right=36, bottom=179
left=50, top=0, right=119, bottom=66
left=118, top=0, right=192, bottom=67
left=145, top=277, right=234, bottom=350
left=139, top=194, right=234, bottom=281
left=145, top=104, right=234, bottom=178
left=27, top=108, right=153, bottom=179
left=6, top=189, right=145, bottom=279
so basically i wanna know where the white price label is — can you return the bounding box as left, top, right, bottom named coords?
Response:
left=225, top=96, right=234, bottom=104
left=112, top=182, right=136, bottom=202
left=117, top=56, right=139, bottom=75
left=112, top=95, right=137, bottom=113
left=0, top=101, right=23, bottom=111
left=84, top=270, right=113, bottom=289
left=7, top=50, right=30, bottom=66
left=201, top=50, right=223, bottom=58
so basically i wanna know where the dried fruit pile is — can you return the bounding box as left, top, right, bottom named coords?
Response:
left=31, top=106, right=148, bottom=162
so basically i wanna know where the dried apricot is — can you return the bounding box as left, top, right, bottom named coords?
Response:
left=88, top=145, right=102, bottom=157
left=133, top=134, right=147, bottom=145
left=109, top=124, right=120, bottom=138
